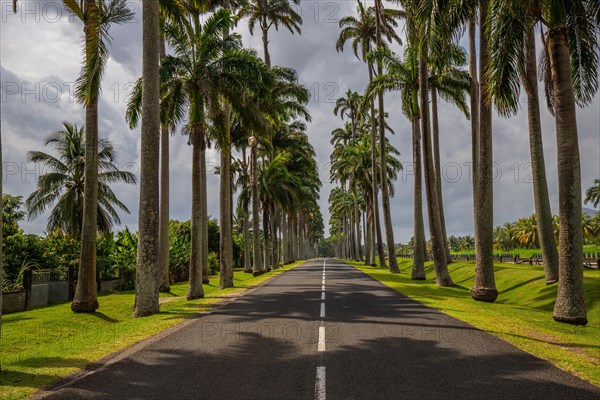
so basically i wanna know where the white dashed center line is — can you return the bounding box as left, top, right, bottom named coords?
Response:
left=315, top=259, right=327, bottom=399
left=315, top=366, right=326, bottom=400
left=318, top=326, right=326, bottom=352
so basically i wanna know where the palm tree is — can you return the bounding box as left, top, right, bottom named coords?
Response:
left=485, top=11, right=560, bottom=284
left=129, top=8, right=273, bottom=297
left=65, top=0, right=133, bottom=313
left=334, top=90, right=362, bottom=139
left=396, top=0, right=454, bottom=285
left=428, top=43, right=471, bottom=262
left=515, top=215, right=540, bottom=248
left=239, top=0, right=302, bottom=67
left=250, top=69, right=311, bottom=271
left=467, top=12, right=479, bottom=268
left=584, top=179, right=600, bottom=208
left=367, top=41, right=470, bottom=282
left=25, top=122, right=136, bottom=236
left=158, top=32, right=171, bottom=293
left=336, top=1, right=400, bottom=269
left=231, top=118, right=253, bottom=273
left=487, top=0, right=598, bottom=324
left=365, top=46, right=425, bottom=279
left=372, top=0, right=403, bottom=273
left=333, top=90, right=363, bottom=261
left=132, top=0, right=162, bottom=318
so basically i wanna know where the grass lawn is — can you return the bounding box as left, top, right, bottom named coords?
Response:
left=452, top=245, right=600, bottom=258
left=0, top=261, right=307, bottom=400
left=346, top=258, right=600, bottom=386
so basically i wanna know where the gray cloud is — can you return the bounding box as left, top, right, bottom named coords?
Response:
left=2, top=0, right=599, bottom=243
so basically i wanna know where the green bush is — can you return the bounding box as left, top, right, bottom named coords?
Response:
left=208, top=252, right=219, bottom=275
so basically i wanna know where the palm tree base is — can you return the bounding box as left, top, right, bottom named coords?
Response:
left=266, top=268, right=272, bottom=272
left=187, top=293, right=205, bottom=301
left=252, top=270, right=266, bottom=277
left=411, top=273, right=426, bottom=280
left=471, top=287, right=498, bottom=302
left=436, top=276, right=454, bottom=287
left=552, top=313, right=588, bottom=326
left=244, top=269, right=253, bottom=274
left=71, top=299, right=99, bottom=313
left=133, top=307, right=160, bottom=318
left=545, top=278, right=559, bottom=285
left=202, top=279, right=210, bottom=284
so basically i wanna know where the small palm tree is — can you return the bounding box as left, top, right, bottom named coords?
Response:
left=334, top=90, right=362, bottom=139
left=26, top=122, right=136, bottom=237
left=239, top=0, right=302, bottom=67
left=584, top=179, right=600, bottom=208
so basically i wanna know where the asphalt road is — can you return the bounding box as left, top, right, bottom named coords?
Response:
left=38, top=259, right=600, bottom=400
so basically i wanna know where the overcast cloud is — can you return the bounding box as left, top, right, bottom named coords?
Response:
left=1, top=0, right=599, bottom=242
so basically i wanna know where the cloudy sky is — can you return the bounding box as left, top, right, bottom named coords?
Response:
left=1, top=1, right=599, bottom=242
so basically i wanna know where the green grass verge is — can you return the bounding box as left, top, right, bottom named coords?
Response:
left=345, top=258, right=600, bottom=386
left=0, top=260, right=307, bottom=400
left=452, top=245, right=600, bottom=258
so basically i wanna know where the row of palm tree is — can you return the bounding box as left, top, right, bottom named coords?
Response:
left=328, top=0, right=598, bottom=325
left=1, top=0, right=323, bottom=320
left=128, top=0, right=324, bottom=315
left=494, top=213, right=600, bottom=250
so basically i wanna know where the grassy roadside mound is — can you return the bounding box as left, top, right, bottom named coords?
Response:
left=0, top=260, right=307, bottom=400
left=345, top=258, right=600, bottom=386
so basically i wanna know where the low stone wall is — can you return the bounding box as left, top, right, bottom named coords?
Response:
left=31, top=283, right=49, bottom=308
left=100, top=279, right=123, bottom=293
left=2, top=291, right=26, bottom=313
left=48, top=281, right=69, bottom=303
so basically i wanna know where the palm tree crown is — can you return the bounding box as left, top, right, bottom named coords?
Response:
left=25, top=122, right=136, bottom=237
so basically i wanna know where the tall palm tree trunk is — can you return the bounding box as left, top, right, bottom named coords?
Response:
left=364, top=199, right=371, bottom=265
left=263, top=205, right=271, bottom=270
left=370, top=213, right=376, bottom=265
left=271, top=204, right=279, bottom=269
left=468, top=15, right=480, bottom=258
left=72, top=0, right=100, bottom=313
left=418, top=56, right=452, bottom=286
left=158, top=34, right=171, bottom=293
left=431, top=86, right=452, bottom=262
left=72, top=101, right=100, bottom=312
left=220, top=6, right=234, bottom=289
left=262, top=26, right=271, bottom=67
left=220, top=141, right=234, bottom=288
left=352, top=186, right=361, bottom=261
left=524, top=28, right=559, bottom=284
left=548, top=24, right=586, bottom=325
left=282, top=212, right=289, bottom=263
left=412, top=119, right=426, bottom=280
left=200, top=149, right=209, bottom=284
left=251, top=138, right=264, bottom=275
left=472, top=1, right=497, bottom=302
left=133, top=0, right=161, bottom=317
left=188, top=135, right=205, bottom=300
left=373, top=0, right=398, bottom=273
left=243, top=201, right=251, bottom=272
left=368, top=63, right=387, bottom=268
left=242, top=149, right=252, bottom=273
